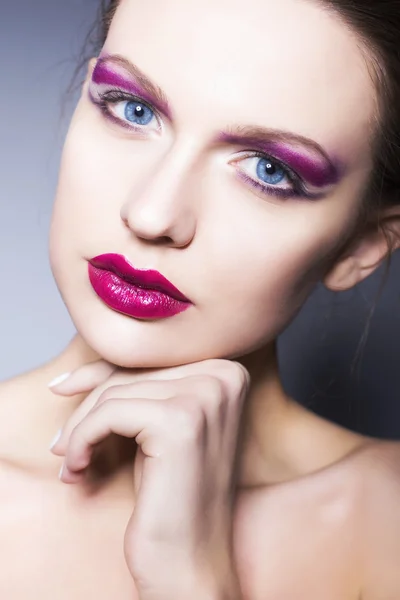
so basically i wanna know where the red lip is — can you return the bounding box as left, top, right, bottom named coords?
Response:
left=87, top=253, right=192, bottom=320
left=89, top=254, right=190, bottom=302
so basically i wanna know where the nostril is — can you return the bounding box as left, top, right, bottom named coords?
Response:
left=120, top=212, right=129, bottom=228
left=121, top=216, right=175, bottom=246
left=120, top=205, right=195, bottom=248
left=143, top=235, right=175, bottom=246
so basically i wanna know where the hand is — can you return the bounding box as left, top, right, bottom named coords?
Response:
left=50, top=359, right=249, bottom=600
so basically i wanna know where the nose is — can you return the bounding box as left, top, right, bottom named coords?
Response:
left=120, top=149, right=198, bottom=248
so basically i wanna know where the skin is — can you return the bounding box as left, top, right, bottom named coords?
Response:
left=52, top=0, right=373, bottom=370
left=2, top=0, right=400, bottom=597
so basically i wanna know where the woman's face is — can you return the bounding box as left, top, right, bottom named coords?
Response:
left=50, top=0, right=376, bottom=368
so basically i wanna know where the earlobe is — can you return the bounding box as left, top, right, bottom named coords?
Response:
left=324, top=205, right=400, bottom=292
left=324, top=256, right=361, bottom=292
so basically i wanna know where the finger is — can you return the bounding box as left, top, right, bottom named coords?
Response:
left=52, top=379, right=176, bottom=456
left=148, top=359, right=250, bottom=399
left=52, top=366, right=245, bottom=458
left=48, top=360, right=117, bottom=396
left=60, top=398, right=164, bottom=482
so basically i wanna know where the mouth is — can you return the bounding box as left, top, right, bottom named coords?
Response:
left=89, top=253, right=190, bottom=301
left=87, top=253, right=192, bottom=320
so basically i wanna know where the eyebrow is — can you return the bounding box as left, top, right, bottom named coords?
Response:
left=94, top=55, right=341, bottom=183
left=94, top=54, right=172, bottom=118
left=216, top=127, right=341, bottom=185
left=216, top=127, right=334, bottom=166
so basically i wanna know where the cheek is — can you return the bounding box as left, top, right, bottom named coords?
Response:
left=207, top=207, right=339, bottom=295
left=48, top=99, right=360, bottom=362
left=198, top=198, right=354, bottom=349
left=50, top=106, right=128, bottom=263
left=52, top=116, right=112, bottom=225
left=50, top=98, right=167, bottom=254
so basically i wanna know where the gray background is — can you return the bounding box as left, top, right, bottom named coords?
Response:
left=2, top=0, right=400, bottom=438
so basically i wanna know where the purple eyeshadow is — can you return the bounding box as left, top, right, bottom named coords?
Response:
left=92, top=59, right=171, bottom=119
left=217, top=133, right=341, bottom=188
left=91, top=57, right=342, bottom=191
left=263, top=142, right=339, bottom=187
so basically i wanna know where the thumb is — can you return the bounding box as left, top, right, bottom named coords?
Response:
left=48, top=360, right=117, bottom=396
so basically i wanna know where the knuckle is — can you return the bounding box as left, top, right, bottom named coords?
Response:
left=185, top=375, right=227, bottom=416
left=170, top=403, right=206, bottom=441
left=93, top=396, right=118, bottom=416
left=228, top=361, right=250, bottom=395
left=67, top=422, right=83, bottom=450
left=96, top=385, right=123, bottom=405
left=204, top=360, right=250, bottom=397
left=199, top=374, right=225, bottom=399
left=202, top=376, right=227, bottom=416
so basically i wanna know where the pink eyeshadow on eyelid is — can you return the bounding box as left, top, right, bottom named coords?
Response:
left=217, top=133, right=341, bottom=188
left=91, top=60, right=171, bottom=118
left=265, top=143, right=340, bottom=187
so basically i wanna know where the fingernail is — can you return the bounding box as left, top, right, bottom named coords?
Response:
left=50, top=429, right=62, bottom=451
left=48, top=373, right=71, bottom=388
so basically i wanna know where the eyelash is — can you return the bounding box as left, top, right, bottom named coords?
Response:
left=92, top=89, right=161, bottom=133
left=234, top=152, right=310, bottom=200
left=91, top=89, right=316, bottom=201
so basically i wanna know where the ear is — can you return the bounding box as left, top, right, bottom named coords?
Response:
left=324, top=205, right=400, bottom=292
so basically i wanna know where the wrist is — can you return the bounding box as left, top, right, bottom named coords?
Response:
left=136, top=563, right=242, bottom=600
left=185, top=563, right=243, bottom=600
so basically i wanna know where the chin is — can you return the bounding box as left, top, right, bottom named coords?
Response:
left=73, top=317, right=183, bottom=369
left=52, top=261, right=191, bottom=368
left=64, top=299, right=215, bottom=369
left=53, top=261, right=287, bottom=369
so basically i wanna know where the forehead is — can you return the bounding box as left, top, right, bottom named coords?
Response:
left=104, top=0, right=377, bottom=159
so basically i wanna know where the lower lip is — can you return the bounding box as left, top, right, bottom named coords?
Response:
left=88, top=265, right=191, bottom=320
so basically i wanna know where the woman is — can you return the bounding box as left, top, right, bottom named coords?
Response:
left=2, top=0, right=400, bottom=597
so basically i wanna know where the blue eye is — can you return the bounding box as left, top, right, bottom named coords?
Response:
left=256, top=157, right=286, bottom=185
left=124, top=101, right=155, bottom=126
left=232, top=153, right=310, bottom=200
left=91, top=88, right=161, bottom=132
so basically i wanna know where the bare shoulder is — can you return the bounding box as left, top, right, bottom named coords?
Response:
left=343, top=438, right=400, bottom=481
left=348, top=440, right=400, bottom=600
left=235, top=439, right=400, bottom=600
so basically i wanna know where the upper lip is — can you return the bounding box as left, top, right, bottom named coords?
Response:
left=89, top=253, right=191, bottom=303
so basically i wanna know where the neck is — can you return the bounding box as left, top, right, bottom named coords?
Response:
left=237, top=344, right=297, bottom=486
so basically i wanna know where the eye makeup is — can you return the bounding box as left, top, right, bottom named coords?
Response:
left=233, top=154, right=320, bottom=201
left=89, top=55, right=343, bottom=201
left=257, top=142, right=338, bottom=188
left=91, top=55, right=171, bottom=120
left=217, top=132, right=342, bottom=189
